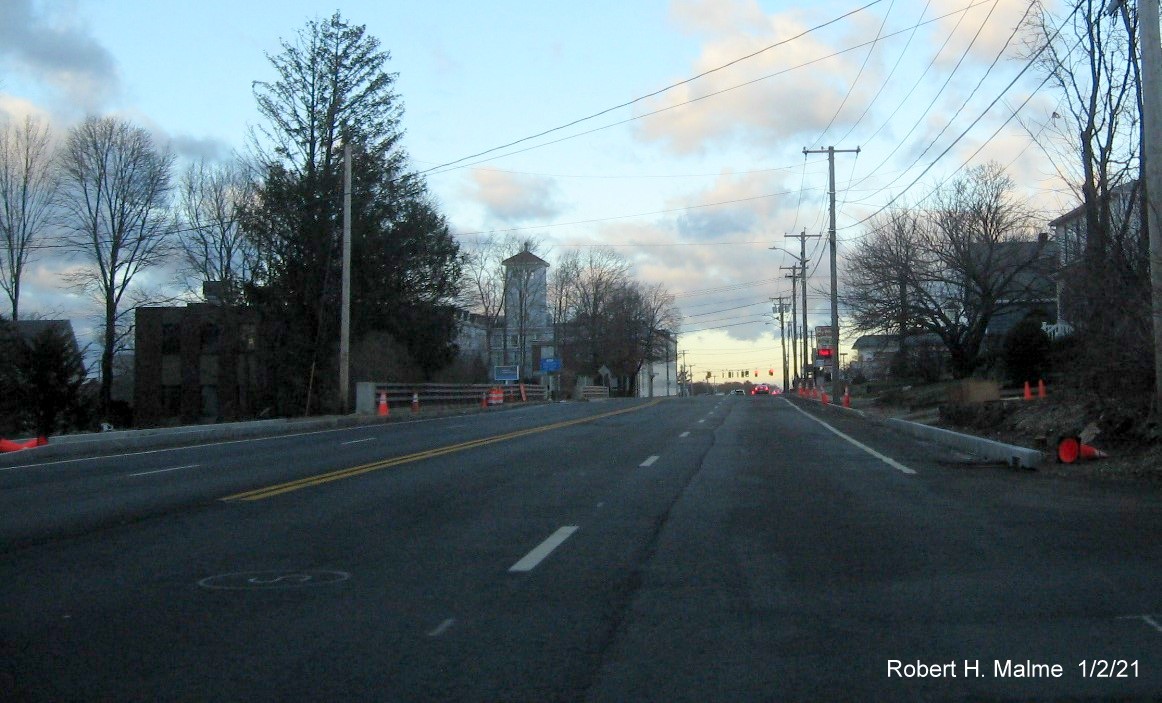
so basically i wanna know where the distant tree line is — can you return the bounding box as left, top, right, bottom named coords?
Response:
left=459, top=235, right=680, bottom=397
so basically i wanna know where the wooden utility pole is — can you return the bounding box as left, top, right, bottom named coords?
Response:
left=804, top=146, right=860, bottom=400
left=1140, top=0, right=1162, bottom=411
left=785, top=229, right=820, bottom=387
left=339, top=143, right=352, bottom=413
left=771, top=296, right=789, bottom=391
left=783, top=270, right=800, bottom=387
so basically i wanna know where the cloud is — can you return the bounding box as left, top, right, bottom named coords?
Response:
left=931, top=0, right=1038, bottom=69
left=0, top=0, right=120, bottom=110
left=669, top=0, right=768, bottom=37
left=463, top=168, right=564, bottom=223
left=635, top=4, right=869, bottom=154
left=169, top=134, right=232, bottom=163
left=672, top=171, right=791, bottom=241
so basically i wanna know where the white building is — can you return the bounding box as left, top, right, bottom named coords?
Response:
left=634, top=329, right=680, bottom=397
left=493, top=245, right=553, bottom=379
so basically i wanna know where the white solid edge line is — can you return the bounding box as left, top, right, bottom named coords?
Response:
left=679, top=431, right=690, bottom=438
left=126, top=464, right=201, bottom=477
left=509, top=526, right=579, bottom=573
left=783, top=400, right=916, bottom=475
left=640, top=455, right=659, bottom=467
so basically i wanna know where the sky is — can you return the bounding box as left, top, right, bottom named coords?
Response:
left=0, top=0, right=1074, bottom=384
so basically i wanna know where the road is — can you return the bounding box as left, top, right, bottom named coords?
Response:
left=1, top=395, right=1160, bottom=701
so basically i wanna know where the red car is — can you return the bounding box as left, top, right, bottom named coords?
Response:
left=751, top=384, right=771, bottom=395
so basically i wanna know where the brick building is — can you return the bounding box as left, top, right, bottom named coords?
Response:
left=134, top=303, right=260, bottom=426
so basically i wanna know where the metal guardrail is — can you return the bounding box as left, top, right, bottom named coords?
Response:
left=580, top=385, right=610, bottom=400
left=355, top=382, right=548, bottom=414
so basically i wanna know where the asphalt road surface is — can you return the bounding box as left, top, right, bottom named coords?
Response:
left=2, top=395, right=1160, bottom=701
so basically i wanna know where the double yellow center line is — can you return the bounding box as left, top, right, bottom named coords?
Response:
left=222, top=399, right=661, bottom=502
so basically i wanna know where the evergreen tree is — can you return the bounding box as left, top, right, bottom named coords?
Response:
left=244, top=12, right=460, bottom=412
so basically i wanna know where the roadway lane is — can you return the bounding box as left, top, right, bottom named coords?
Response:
left=586, top=397, right=1162, bottom=701
left=0, top=396, right=711, bottom=700
left=0, top=400, right=651, bottom=548
left=2, top=395, right=1160, bottom=701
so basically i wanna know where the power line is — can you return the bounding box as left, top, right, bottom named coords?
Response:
left=451, top=187, right=817, bottom=237
left=841, top=11, right=1078, bottom=234
left=807, top=0, right=898, bottom=150
left=426, top=0, right=996, bottom=177
left=419, top=0, right=886, bottom=174
left=847, top=0, right=1004, bottom=195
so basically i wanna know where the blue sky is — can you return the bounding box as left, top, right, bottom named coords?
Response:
left=1, top=0, right=1070, bottom=381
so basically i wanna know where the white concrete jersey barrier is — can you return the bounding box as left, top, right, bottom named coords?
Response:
left=885, top=417, right=1045, bottom=469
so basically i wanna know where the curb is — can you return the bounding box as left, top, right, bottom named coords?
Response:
left=789, top=396, right=1045, bottom=470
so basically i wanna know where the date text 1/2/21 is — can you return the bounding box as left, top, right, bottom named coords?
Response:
left=1079, top=660, right=1139, bottom=678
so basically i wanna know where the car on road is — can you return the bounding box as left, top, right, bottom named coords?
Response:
left=751, top=384, right=771, bottom=395
left=729, top=389, right=745, bottom=395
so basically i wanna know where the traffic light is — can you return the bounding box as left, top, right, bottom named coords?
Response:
left=769, top=369, right=774, bottom=376
left=818, top=348, right=833, bottom=359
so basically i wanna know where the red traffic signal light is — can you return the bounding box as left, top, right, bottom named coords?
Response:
left=818, top=348, right=833, bottom=358
left=769, top=369, right=773, bottom=376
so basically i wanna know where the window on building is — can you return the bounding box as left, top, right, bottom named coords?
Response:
left=161, top=323, right=180, bottom=354
left=161, top=385, right=181, bottom=417
left=199, top=323, right=220, bottom=353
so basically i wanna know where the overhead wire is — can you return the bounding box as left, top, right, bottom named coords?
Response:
left=427, top=0, right=997, bottom=177
left=840, top=1, right=1082, bottom=235
left=418, top=0, right=886, bottom=174
left=807, top=0, right=897, bottom=150
left=848, top=0, right=1032, bottom=206
left=846, top=0, right=997, bottom=192
left=833, top=0, right=934, bottom=146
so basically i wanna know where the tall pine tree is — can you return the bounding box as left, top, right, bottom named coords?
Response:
left=244, top=12, right=460, bottom=414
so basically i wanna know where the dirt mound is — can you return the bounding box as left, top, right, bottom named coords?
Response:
left=936, top=396, right=1161, bottom=481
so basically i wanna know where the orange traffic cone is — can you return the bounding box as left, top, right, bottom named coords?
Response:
left=1057, top=437, right=1108, bottom=463
left=1023, top=381, right=1033, bottom=401
left=1038, top=379, right=1047, bottom=399
left=377, top=391, right=389, bottom=417
left=842, top=387, right=851, bottom=408
left=411, top=392, right=420, bottom=413
left=821, top=392, right=829, bottom=405
left=481, top=392, right=488, bottom=409
left=519, top=382, right=527, bottom=402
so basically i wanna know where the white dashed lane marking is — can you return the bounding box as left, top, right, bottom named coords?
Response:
left=509, top=526, right=579, bottom=573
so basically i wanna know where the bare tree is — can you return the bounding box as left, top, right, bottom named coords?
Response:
left=549, top=249, right=581, bottom=365
left=844, top=164, right=1049, bottom=378
left=458, top=232, right=516, bottom=366
left=626, top=281, right=680, bottom=396
left=57, top=116, right=175, bottom=415
left=843, top=206, right=925, bottom=345
left=0, top=115, right=57, bottom=320
left=1023, top=0, right=1152, bottom=397
left=176, top=158, right=256, bottom=303
left=568, top=247, right=631, bottom=374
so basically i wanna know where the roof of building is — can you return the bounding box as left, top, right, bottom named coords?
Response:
left=1048, top=180, right=1139, bottom=227
left=502, top=247, right=549, bottom=268
left=851, top=334, right=897, bottom=350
